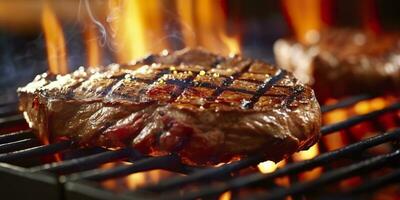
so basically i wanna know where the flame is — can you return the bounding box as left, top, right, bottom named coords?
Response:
left=219, top=191, right=232, bottom=200
left=292, top=144, right=319, bottom=161
left=100, top=162, right=181, bottom=191
left=176, top=0, right=240, bottom=55
left=41, top=2, right=68, bottom=74
left=108, top=0, right=168, bottom=63
left=84, top=23, right=102, bottom=67
left=354, top=97, right=388, bottom=115
left=258, top=160, right=286, bottom=174
left=323, top=96, right=396, bottom=151
left=323, top=106, right=348, bottom=151
left=292, top=144, right=322, bottom=180
left=125, top=169, right=169, bottom=189
left=282, top=0, right=323, bottom=44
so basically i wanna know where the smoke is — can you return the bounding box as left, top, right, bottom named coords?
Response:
left=83, top=0, right=108, bottom=46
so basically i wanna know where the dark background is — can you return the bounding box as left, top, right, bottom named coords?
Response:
left=0, top=0, right=399, bottom=103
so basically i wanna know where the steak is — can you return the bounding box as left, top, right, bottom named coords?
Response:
left=18, top=48, right=321, bottom=166
left=274, top=29, right=400, bottom=101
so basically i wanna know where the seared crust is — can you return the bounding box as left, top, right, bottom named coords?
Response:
left=18, top=48, right=321, bottom=165
left=274, top=29, right=400, bottom=101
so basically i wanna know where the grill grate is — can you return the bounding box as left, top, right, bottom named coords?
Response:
left=0, top=94, right=399, bottom=200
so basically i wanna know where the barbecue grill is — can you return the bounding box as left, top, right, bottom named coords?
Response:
left=0, top=94, right=399, bottom=200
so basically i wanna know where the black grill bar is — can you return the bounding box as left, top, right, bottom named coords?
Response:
left=340, top=168, right=400, bottom=196
left=0, top=101, right=17, bottom=107
left=320, top=94, right=375, bottom=113
left=143, top=154, right=266, bottom=192
left=0, top=129, right=33, bottom=144
left=0, top=105, right=18, bottom=117
left=165, top=128, right=400, bottom=200
left=66, top=154, right=180, bottom=182
left=0, top=90, right=396, bottom=200
left=0, top=140, right=72, bottom=162
left=0, top=138, right=39, bottom=153
left=30, top=148, right=141, bottom=174
left=320, top=102, right=400, bottom=135
left=139, top=103, right=399, bottom=195
left=253, top=150, right=400, bottom=200
left=0, top=114, right=25, bottom=128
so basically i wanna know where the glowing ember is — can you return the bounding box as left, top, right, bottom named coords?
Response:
left=41, top=2, right=68, bottom=74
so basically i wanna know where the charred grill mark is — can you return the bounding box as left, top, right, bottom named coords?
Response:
left=242, top=69, right=287, bottom=109
left=169, top=57, right=224, bottom=102
left=237, top=78, right=264, bottom=84
left=120, top=75, right=288, bottom=100
left=195, top=82, right=219, bottom=89
left=66, top=63, right=290, bottom=104
left=65, top=79, right=87, bottom=99
left=153, top=69, right=171, bottom=82
left=141, top=54, right=157, bottom=65
left=169, top=74, right=198, bottom=102
left=208, top=61, right=253, bottom=101
left=35, top=75, right=58, bottom=97
left=131, top=77, right=153, bottom=84
left=102, top=73, right=129, bottom=96
left=211, top=57, right=225, bottom=68
left=283, top=85, right=305, bottom=108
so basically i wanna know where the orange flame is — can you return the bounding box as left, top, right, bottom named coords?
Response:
left=108, top=0, right=168, bottom=63
left=292, top=144, right=322, bottom=180
left=219, top=191, right=232, bottom=200
left=258, top=160, right=286, bottom=174
left=41, top=2, right=68, bottom=75
left=282, top=0, right=323, bottom=44
left=83, top=23, right=102, bottom=67
left=176, top=0, right=240, bottom=55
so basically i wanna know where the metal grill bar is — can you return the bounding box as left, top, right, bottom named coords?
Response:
left=341, top=168, right=400, bottom=196
left=165, top=128, right=400, bottom=200
left=0, top=114, right=25, bottom=128
left=0, top=101, right=17, bottom=107
left=0, top=129, right=33, bottom=144
left=144, top=154, right=266, bottom=192
left=320, top=94, right=375, bottom=113
left=254, top=150, right=400, bottom=200
left=0, top=138, right=39, bottom=153
left=0, top=105, right=18, bottom=117
left=66, top=154, right=180, bottom=181
left=0, top=140, right=72, bottom=162
left=30, top=148, right=141, bottom=174
left=321, top=102, right=400, bottom=135
left=140, top=103, right=400, bottom=195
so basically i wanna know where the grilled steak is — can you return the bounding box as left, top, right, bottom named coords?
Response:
left=18, top=48, right=321, bottom=166
left=274, top=29, right=400, bottom=101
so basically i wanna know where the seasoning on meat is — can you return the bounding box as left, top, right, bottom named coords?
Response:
left=18, top=48, right=321, bottom=166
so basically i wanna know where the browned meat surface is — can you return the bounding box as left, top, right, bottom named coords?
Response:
left=274, top=29, right=400, bottom=101
left=18, top=48, right=321, bottom=166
